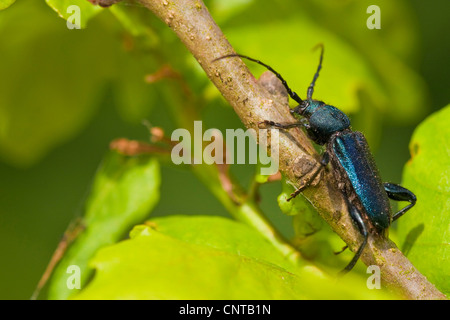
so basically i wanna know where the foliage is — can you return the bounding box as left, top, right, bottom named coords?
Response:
left=0, top=0, right=15, bottom=10
left=397, top=104, right=450, bottom=296
left=48, top=152, right=160, bottom=299
left=45, top=0, right=102, bottom=28
left=0, top=0, right=158, bottom=167
left=73, top=217, right=393, bottom=299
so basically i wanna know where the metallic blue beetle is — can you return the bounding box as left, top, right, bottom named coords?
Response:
left=216, top=46, right=416, bottom=274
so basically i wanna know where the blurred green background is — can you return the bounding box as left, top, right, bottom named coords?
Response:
left=0, top=0, right=448, bottom=299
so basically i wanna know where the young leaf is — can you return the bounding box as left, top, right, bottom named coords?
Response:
left=146, top=215, right=301, bottom=273
left=397, top=104, right=450, bottom=296
left=0, top=0, right=117, bottom=167
left=0, top=0, right=15, bottom=10
left=73, top=216, right=396, bottom=299
left=47, top=152, right=161, bottom=299
left=45, top=0, right=103, bottom=29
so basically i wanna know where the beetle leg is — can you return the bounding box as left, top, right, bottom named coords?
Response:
left=286, top=152, right=329, bottom=201
left=258, top=119, right=307, bottom=130
left=383, top=182, right=417, bottom=222
left=339, top=201, right=369, bottom=276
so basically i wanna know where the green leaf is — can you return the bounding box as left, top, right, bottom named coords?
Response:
left=73, top=216, right=396, bottom=299
left=397, top=104, right=450, bottom=296
left=45, top=0, right=103, bottom=29
left=0, top=1, right=116, bottom=167
left=0, top=1, right=161, bottom=167
left=146, top=215, right=301, bottom=273
left=0, top=0, right=15, bottom=10
left=47, top=152, right=161, bottom=299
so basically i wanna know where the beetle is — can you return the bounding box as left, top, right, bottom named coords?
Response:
left=214, top=46, right=417, bottom=274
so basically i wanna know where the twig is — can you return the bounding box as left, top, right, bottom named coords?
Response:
left=100, top=0, right=446, bottom=299
left=31, top=219, right=85, bottom=300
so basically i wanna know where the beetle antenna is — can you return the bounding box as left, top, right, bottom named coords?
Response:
left=213, top=54, right=304, bottom=105
left=307, top=44, right=324, bottom=100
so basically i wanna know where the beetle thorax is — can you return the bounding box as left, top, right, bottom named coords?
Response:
left=300, top=100, right=351, bottom=145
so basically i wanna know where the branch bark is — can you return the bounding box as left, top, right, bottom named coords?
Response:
left=121, top=0, right=445, bottom=300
